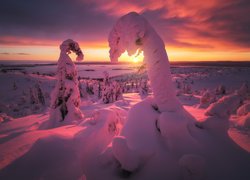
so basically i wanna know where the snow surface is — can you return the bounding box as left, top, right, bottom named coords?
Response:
left=0, top=63, right=250, bottom=179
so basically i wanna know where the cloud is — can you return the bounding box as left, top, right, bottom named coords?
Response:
left=0, top=52, right=30, bottom=55
left=0, top=52, right=10, bottom=55
left=0, top=0, right=115, bottom=42
left=90, top=0, right=250, bottom=50
left=15, top=53, right=30, bottom=55
left=0, top=0, right=249, bottom=51
left=201, top=0, right=250, bottom=47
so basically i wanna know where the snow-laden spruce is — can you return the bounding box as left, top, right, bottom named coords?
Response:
left=107, top=11, right=196, bottom=172
left=102, top=12, right=250, bottom=179
left=101, top=71, right=123, bottom=104
left=49, top=39, right=84, bottom=126
left=109, top=12, right=181, bottom=112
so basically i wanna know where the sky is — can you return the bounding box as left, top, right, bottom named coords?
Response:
left=0, top=0, right=250, bottom=62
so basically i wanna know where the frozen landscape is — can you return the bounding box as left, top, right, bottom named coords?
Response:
left=0, top=12, right=250, bottom=180
left=1, top=60, right=250, bottom=179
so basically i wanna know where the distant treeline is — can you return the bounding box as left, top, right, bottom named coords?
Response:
left=1, top=60, right=250, bottom=67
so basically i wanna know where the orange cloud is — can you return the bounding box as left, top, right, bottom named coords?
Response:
left=0, top=0, right=249, bottom=61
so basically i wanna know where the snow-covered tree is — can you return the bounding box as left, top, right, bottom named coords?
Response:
left=0, top=113, right=13, bottom=123
left=86, top=81, right=94, bottom=95
left=139, top=79, right=148, bottom=98
left=237, top=102, right=250, bottom=116
left=109, top=12, right=180, bottom=112
left=215, top=85, right=226, bottom=95
left=50, top=39, right=84, bottom=124
left=103, top=12, right=250, bottom=178
left=78, top=76, right=84, bottom=98
left=102, top=71, right=113, bottom=103
left=12, top=81, right=17, bottom=91
left=29, top=87, right=37, bottom=104
left=237, top=83, right=249, bottom=98
left=101, top=71, right=123, bottom=104
left=107, top=12, right=195, bottom=172
left=35, top=83, right=45, bottom=105
left=199, top=90, right=213, bottom=108
left=97, top=81, right=102, bottom=99
left=205, top=93, right=242, bottom=118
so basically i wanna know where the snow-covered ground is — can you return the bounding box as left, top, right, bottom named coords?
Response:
left=0, top=63, right=250, bottom=180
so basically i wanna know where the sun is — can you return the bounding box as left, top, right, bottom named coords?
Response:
left=131, top=50, right=144, bottom=63
left=119, top=50, right=144, bottom=63
left=133, top=56, right=139, bottom=63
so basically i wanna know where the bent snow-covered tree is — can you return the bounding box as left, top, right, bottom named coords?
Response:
left=108, top=11, right=196, bottom=172
left=109, top=12, right=180, bottom=112
left=105, top=12, right=250, bottom=179
left=50, top=39, right=84, bottom=124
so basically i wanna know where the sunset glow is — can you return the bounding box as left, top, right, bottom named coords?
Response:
left=0, top=0, right=249, bottom=62
left=0, top=4, right=250, bottom=179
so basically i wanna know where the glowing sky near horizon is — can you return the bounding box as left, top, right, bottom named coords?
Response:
left=0, top=0, right=250, bottom=62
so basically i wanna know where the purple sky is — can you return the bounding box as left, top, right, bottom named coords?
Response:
left=0, top=0, right=250, bottom=61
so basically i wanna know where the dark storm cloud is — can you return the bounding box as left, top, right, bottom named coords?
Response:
left=0, top=0, right=116, bottom=43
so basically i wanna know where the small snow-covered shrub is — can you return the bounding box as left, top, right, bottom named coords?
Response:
left=101, top=72, right=123, bottom=104
left=183, top=83, right=192, bottom=94
left=237, top=83, right=249, bottom=98
left=12, top=81, right=17, bottom=91
left=139, top=79, right=148, bottom=98
left=35, top=83, right=45, bottom=105
left=29, top=87, right=37, bottom=104
left=199, top=90, right=215, bottom=108
left=237, top=102, right=250, bottom=116
left=82, top=108, right=125, bottom=136
left=205, top=94, right=242, bottom=118
left=102, top=81, right=123, bottom=104
left=0, top=113, right=13, bottom=123
left=215, top=85, right=226, bottom=95
left=237, top=113, right=250, bottom=128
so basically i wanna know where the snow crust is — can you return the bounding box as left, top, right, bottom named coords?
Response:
left=1, top=65, right=250, bottom=180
